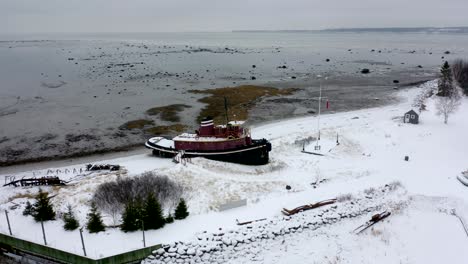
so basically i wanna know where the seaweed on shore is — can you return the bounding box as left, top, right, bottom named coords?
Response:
left=144, top=124, right=187, bottom=136
left=119, top=119, right=154, bottom=130
left=189, top=85, right=298, bottom=124
left=145, top=104, right=191, bottom=122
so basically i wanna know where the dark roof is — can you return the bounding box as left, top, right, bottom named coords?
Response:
left=405, top=109, right=418, bottom=116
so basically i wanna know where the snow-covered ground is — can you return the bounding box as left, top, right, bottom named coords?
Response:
left=1, top=80, right=468, bottom=263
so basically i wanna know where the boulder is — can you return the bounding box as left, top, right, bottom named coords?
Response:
left=155, top=248, right=166, bottom=255
left=222, top=237, right=232, bottom=246
left=177, top=247, right=186, bottom=255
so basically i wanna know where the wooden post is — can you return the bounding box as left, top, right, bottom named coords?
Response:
left=79, top=228, right=87, bottom=256
left=141, top=220, right=146, bottom=248
left=5, top=211, right=12, bottom=236
left=40, top=220, right=47, bottom=245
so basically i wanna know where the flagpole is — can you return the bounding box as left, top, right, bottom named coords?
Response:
left=316, top=76, right=322, bottom=149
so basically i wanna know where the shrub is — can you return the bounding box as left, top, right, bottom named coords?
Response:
left=92, top=172, right=184, bottom=219
left=121, top=199, right=142, bottom=232
left=165, top=214, right=174, bottom=224
left=86, top=202, right=105, bottom=233
left=32, top=189, right=56, bottom=222
left=143, top=193, right=165, bottom=230
left=63, top=205, right=79, bottom=231
left=174, top=199, right=189, bottom=220
left=23, top=201, right=33, bottom=216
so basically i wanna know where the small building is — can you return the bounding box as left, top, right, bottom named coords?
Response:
left=404, top=109, right=419, bottom=124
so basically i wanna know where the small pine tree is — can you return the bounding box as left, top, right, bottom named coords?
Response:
left=23, top=201, right=33, bottom=216
left=143, top=193, right=165, bottom=230
left=437, top=61, right=455, bottom=97
left=63, top=205, right=80, bottom=231
left=86, top=202, right=105, bottom=233
left=165, top=213, right=174, bottom=223
left=174, top=199, right=189, bottom=220
left=32, top=189, right=56, bottom=222
left=121, top=200, right=142, bottom=232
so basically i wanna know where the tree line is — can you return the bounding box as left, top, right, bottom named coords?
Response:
left=22, top=185, right=189, bottom=234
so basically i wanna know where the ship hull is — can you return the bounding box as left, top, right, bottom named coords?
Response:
left=145, top=139, right=271, bottom=165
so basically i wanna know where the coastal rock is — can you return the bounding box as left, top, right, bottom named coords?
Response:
left=168, top=247, right=177, bottom=253
left=155, top=248, right=166, bottom=255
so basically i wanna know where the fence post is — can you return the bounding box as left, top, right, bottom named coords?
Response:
left=40, top=220, right=47, bottom=245
left=79, top=227, right=87, bottom=256
left=141, top=220, right=146, bottom=248
left=5, top=211, right=12, bottom=236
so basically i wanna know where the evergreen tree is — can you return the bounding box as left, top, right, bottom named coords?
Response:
left=174, top=199, right=189, bottom=220
left=86, top=202, right=105, bottom=233
left=437, top=61, right=455, bottom=97
left=32, top=189, right=56, bottom=222
left=165, top=213, right=174, bottom=224
left=120, top=199, right=142, bottom=232
left=23, top=201, right=33, bottom=216
left=142, top=193, right=165, bottom=230
left=63, top=205, right=80, bottom=231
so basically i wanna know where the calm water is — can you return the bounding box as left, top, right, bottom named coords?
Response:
left=0, top=31, right=467, bottom=164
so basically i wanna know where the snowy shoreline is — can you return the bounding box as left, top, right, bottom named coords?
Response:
left=0, top=82, right=416, bottom=175
left=1, top=80, right=468, bottom=263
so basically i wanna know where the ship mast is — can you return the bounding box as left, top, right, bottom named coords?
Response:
left=224, top=97, right=229, bottom=125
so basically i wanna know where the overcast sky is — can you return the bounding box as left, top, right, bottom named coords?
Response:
left=1, top=0, right=468, bottom=33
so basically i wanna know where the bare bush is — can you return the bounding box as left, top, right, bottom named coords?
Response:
left=92, top=172, right=184, bottom=220
left=412, top=84, right=435, bottom=113
left=452, top=59, right=468, bottom=95
left=336, top=193, right=353, bottom=202
left=436, top=93, right=461, bottom=124
left=385, top=181, right=402, bottom=191
left=363, top=187, right=377, bottom=195
left=294, top=136, right=316, bottom=147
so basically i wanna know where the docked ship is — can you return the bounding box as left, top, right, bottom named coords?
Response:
left=145, top=118, right=271, bottom=165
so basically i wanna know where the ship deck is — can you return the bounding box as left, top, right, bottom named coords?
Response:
left=172, top=133, right=244, bottom=142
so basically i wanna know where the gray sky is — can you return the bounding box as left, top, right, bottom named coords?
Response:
left=1, top=0, right=468, bottom=33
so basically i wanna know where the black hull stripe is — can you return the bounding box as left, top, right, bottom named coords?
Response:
left=145, top=142, right=268, bottom=156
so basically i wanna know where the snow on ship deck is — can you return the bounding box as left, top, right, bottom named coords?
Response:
left=173, top=133, right=242, bottom=142
left=148, top=137, right=175, bottom=148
